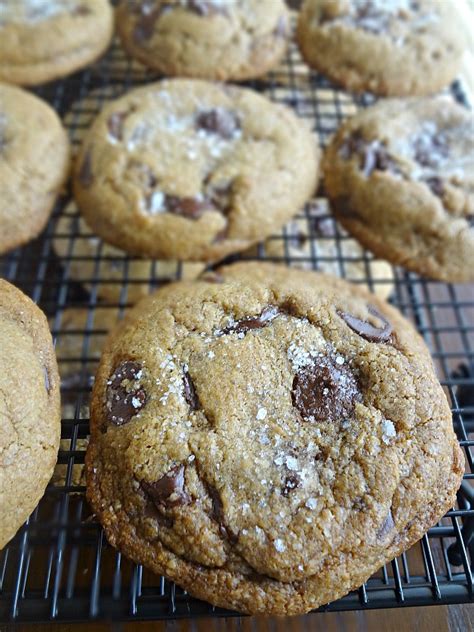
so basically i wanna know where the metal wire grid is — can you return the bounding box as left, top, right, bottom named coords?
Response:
left=0, top=24, right=473, bottom=624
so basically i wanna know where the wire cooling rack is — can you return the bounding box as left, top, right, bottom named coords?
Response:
left=1, top=14, right=474, bottom=625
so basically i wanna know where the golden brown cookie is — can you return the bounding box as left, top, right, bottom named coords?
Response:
left=0, top=83, right=70, bottom=255
left=323, top=97, right=474, bottom=282
left=73, top=79, right=319, bottom=262
left=53, top=202, right=205, bottom=302
left=297, top=0, right=467, bottom=96
left=0, top=0, right=114, bottom=86
left=85, top=263, right=463, bottom=615
left=0, top=279, right=61, bottom=549
left=116, top=0, right=289, bottom=81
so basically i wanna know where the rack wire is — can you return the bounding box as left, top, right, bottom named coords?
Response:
left=1, top=17, right=473, bottom=624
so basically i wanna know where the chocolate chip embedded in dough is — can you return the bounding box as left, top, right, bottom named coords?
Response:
left=222, top=306, right=280, bottom=335
left=291, top=355, right=361, bottom=424
left=106, top=360, right=146, bottom=425
left=339, top=305, right=393, bottom=343
left=141, top=464, right=191, bottom=509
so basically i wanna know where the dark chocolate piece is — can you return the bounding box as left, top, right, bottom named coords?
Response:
left=339, top=305, right=393, bottom=343
left=106, top=360, right=146, bottom=425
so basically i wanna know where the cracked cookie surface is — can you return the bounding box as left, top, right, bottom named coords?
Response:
left=85, top=262, right=463, bottom=614
left=73, top=79, right=319, bottom=262
left=0, top=83, right=70, bottom=255
left=0, top=280, right=61, bottom=549
left=116, top=0, right=289, bottom=81
left=0, top=0, right=113, bottom=86
left=323, top=97, right=474, bottom=282
left=297, top=0, right=467, bottom=96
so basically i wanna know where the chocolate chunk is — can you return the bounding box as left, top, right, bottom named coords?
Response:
left=281, top=473, right=300, bottom=497
left=141, top=464, right=190, bottom=509
left=107, top=112, right=128, bottom=141
left=183, top=369, right=199, bottom=410
left=207, top=484, right=237, bottom=543
left=133, top=4, right=163, bottom=43
left=222, top=306, right=280, bottom=335
left=78, top=150, right=93, bottom=188
left=291, top=355, right=361, bottom=424
left=186, top=0, right=228, bottom=16
left=195, top=108, right=241, bottom=140
left=340, top=132, right=400, bottom=177
left=166, top=195, right=212, bottom=219
left=106, top=360, right=146, bottom=425
left=425, top=177, right=444, bottom=197
left=208, top=182, right=234, bottom=214
left=376, top=510, right=395, bottom=542
left=339, top=305, right=393, bottom=343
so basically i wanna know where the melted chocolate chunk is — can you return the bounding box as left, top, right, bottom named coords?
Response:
left=291, top=355, right=361, bottom=424
left=166, top=195, right=212, bottom=219
left=376, top=510, right=395, bottom=542
left=195, top=108, right=241, bottom=140
left=183, top=369, right=199, bottom=410
left=340, top=132, right=400, bottom=177
left=133, top=4, right=163, bottom=43
left=339, top=305, right=393, bottom=343
left=107, top=112, right=128, bottom=141
left=207, top=484, right=237, bottom=543
left=78, top=150, right=93, bottom=188
left=106, top=360, right=146, bottom=425
left=222, top=306, right=280, bottom=335
left=208, top=182, right=234, bottom=214
left=141, top=464, right=190, bottom=509
left=186, top=0, right=228, bottom=16
left=425, top=176, right=444, bottom=197
left=281, top=473, right=300, bottom=497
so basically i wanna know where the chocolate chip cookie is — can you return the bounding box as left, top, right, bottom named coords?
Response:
left=323, top=97, right=474, bottom=282
left=0, top=0, right=114, bottom=86
left=73, top=79, right=319, bottom=262
left=243, top=199, right=394, bottom=299
left=53, top=202, right=205, bottom=302
left=297, top=0, right=467, bottom=96
left=0, top=83, right=70, bottom=255
left=116, top=0, right=289, bottom=81
left=0, top=280, right=61, bottom=549
left=85, top=262, right=463, bottom=614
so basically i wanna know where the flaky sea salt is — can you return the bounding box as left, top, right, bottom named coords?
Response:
left=274, top=539, right=286, bottom=553
left=381, top=419, right=397, bottom=444
left=256, top=407, right=267, bottom=421
left=305, top=498, right=318, bottom=510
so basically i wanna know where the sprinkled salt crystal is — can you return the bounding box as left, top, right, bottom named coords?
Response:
left=242, top=503, right=250, bottom=512
left=285, top=456, right=298, bottom=471
left=274, top=455, right=285, bottom=466
left=298, top=564, right=304, bottom=571
left=131, top=396, right=142, bottom=409
left=305, top=498, right=318, bottom=510
left=259, top=434, right=270, bottom=445
left=237, top=332, right=245, bottom=339
left=335, top=356, right=345, bottom=365
left=274, top=539, right=286, bottom=552
left=260, top=479, right=267, bottom=485
left=247, top=385, right=254, bottom=394
left=256, top=407, right=267, bottom=421
left=208, top=351, right=215, bottom=359
left=188, top=454, right=195, bottom=462
left=148, top=190, right=165, bottom=214
left=382, top=419, right=396, bottom=444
